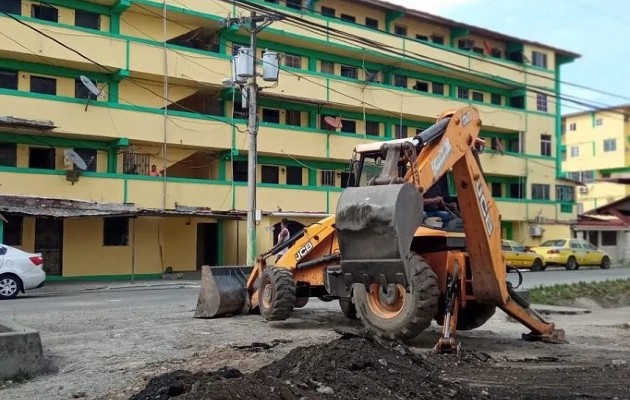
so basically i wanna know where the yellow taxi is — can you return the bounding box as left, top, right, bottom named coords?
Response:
left=529, top=239, right=611, bottom=270
left=501, top=240, right=545, bottom=271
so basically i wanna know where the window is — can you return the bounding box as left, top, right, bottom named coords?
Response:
left=491, top=137, right=503, bottom=152
left=232, top=161, right=248, bottom=182
left=472, top=91, right=484, bottom=102
left=556, top=185, right=575, bottom=202
left=75, top=9, right=100, bottom=30
left=394, top=124, right=408, bottom=139
left=320, top=61, right=334, bottom=74
left=602, top=231, right=617, bottom=246
left=340, top=14, right=355, bottom=23
left=284, top=53, right=302, bottom=69
left=0, top=68, right=18, bottom=90
left=75, top=78, right=99, bottom=99
left=286, top=166, right=302, bottom=185
left=569, top=123, right=577, bottom=131
left=432, top=82, right=444, bottom=95
left=261, top=165, right=279, bottom=184
left=604, top=138, right=617, bottom=152
left=540, top=134, right=552, bottom=157
left=3, top=215, right=23, bottom=246
left=74, top=148, right=97, bottom=172
left=262, top=108, right=280, bottom=123
left=364, top=69, right=379, bottom=82
left=31, top=4, right=58, bottom=22
left=365, top=17, right=379, bottom=29
left=0, top=143, right=17, bottom=167
left=413, top=81, right=429, bottom=92
left=365, top=121, right=380, bottom=136
left=457, top=87, right=469, bottom=99
left=509, top=95, right=525, bottom=109
left=285, top=110, right=301, bottom=126
left=103, top=217, right=129, bottom=246
left=0, top=0, right=21, bottom=14
left=416, top=34, right=428, bottom=41
left=491, top=48, right=502, bottom=58
left=491, top=93, right=501, bottom=105
left=531, top=184, right=550, bottom=200
left=29, top=147, right=55, bottom=169
left=340, top=172, right=352, bottom=188
left=30, top=76, right=57, bottom=95
left=458, top=39, right=474, bottom=50
left=536, top=93, right=548, bottom=112
left=569, top=240, right=582, bottom=250
left=532, top=51, right=548, bottom=68
left=340, top=65, right=358, bottom=79
left=570, top=145, right=579, bottom=157
left=588, top=231, right=598, bottom=247
left=491, top=182, right=503, bottom=198
left=431, top=35, right=444, bottom=45
left=394, top=25, right=407, bottom=36
left=340, top=120, right=356, bottom=133
left=472, top=47, right=484, bottom=54
left=509, top=183, right=524, bottom=199
left=393, top=74, right=407, bottom=88
left=321, top=170, right=335, bottom=186
left=321, top=6, right=335, bottom=17
left=595, top=118, right=603, bottom=126
left=507, top=138, right=521, bottom=153
left=285, top=0, right=301, bottom=10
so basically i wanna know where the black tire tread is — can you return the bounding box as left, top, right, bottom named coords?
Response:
left=260, top=268, right=296, bottom=321
left=352, top=253, right=439, bottom=342
left=565, top=256, right=578, bottom=271
left=600, top=256, right=611, bottom=270
left=531, top=258, right=544, bottom=272
left=339, top=298, right=357, bottom=319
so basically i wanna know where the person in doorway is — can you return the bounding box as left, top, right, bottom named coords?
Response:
left=275, top=218, right=290, bottom=262
left=149, top=164, right=162, bottom=177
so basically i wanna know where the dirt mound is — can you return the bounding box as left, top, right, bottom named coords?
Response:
left=129, top=335, right=483, bottom=400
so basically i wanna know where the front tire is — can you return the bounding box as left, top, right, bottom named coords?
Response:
left=0, top=274, right=21, bottom=300
left=531, top=258, right=544, bottom=272
left=565, top=256, right=578, bottom=271
left=600, top=256, right=611, bottom=270
left=259, top=268, right=296, bottom=321
left=351, top=253, right=439, bottom=342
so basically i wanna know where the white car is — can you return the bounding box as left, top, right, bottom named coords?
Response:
left=0, top=245, right=46, bottom=299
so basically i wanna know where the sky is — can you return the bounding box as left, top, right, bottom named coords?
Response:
left=392, top=0, right=630, bottom=114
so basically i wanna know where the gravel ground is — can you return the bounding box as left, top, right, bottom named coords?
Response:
left=1, top=288, right=629, bottom=400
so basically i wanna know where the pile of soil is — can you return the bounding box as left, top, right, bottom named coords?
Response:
left=130, top=334, right=630, bottom=400
left=129, top=335, right=482, bottom=400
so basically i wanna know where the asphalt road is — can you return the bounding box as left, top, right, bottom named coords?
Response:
left=509, top=265, right=630, bottom=289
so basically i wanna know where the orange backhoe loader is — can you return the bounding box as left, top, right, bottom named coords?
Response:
left=195, top=106, right=565, bottom=352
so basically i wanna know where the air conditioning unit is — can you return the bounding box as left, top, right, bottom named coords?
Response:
left=529, top=225, right=543, bottom=237
left=578, top=186, right=589, bottom=194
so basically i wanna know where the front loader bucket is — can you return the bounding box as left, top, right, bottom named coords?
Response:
left=194, top=265, right=249, bottom=318
left=335, top=183, right=423, bottom=287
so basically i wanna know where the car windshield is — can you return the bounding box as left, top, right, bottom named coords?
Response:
left=541, top=240, right=566, bottom=247
left=512, top=245, right=526, bottom=252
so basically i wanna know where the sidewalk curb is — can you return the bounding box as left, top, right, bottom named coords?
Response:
left=531, top=304, right=592, bottom=315
left=31, top=282, right=201, bottom=297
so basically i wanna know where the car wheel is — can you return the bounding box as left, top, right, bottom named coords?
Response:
left=565, top=256, right=578, bottom=271
left=0, top=274, right=21, bottom=300
left=531, top=258, right=544, bottom=272
left=600, top=256, right=611, bottom=270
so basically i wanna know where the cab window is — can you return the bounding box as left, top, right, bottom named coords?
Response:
left=512, top=244, right=525, bottom=252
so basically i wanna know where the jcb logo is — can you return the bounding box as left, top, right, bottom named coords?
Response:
left=474, top=179, right=494, bottom=236
left=295, top=241, right=314, bottom=261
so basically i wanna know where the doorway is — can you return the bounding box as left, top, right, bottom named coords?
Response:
left=196, top=223, right=218, bottom=269
left=35, top=218, right=63, bottom=275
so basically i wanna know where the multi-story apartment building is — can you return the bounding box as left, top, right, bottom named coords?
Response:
left=0, top=0, right=579, bottom=279
left=562, top=105, right=630, bottom=213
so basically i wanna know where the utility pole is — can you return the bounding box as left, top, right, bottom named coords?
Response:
left=223, top=12, right=283, bottom=266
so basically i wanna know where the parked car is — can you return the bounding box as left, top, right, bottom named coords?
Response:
left=502, top=240, right=545, bottom=271
left=0, top=245, right=46, bottom=299
left=529, top=239, right=611, bottom=270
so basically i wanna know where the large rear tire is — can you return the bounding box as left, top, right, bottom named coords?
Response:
left=351, top=253, right=439, bottom=342
left=259, top=267, right=296, bottom=321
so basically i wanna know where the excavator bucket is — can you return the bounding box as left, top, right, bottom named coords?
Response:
left=336, top=183, right=424, bottom=288
left=194, top=265, right=249, bottom=318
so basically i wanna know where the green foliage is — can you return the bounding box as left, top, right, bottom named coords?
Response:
left=529, top=279, right=630, bottom=308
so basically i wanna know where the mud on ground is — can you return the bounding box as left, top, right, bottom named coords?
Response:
left=130, top=328, right=630, bottom=400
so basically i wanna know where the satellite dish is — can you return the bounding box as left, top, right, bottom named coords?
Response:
left=80, top=75, right=101, bottom=97
left=324, top=116, right=343, bottom=130
left=64, top=149, right=88, bottom=170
